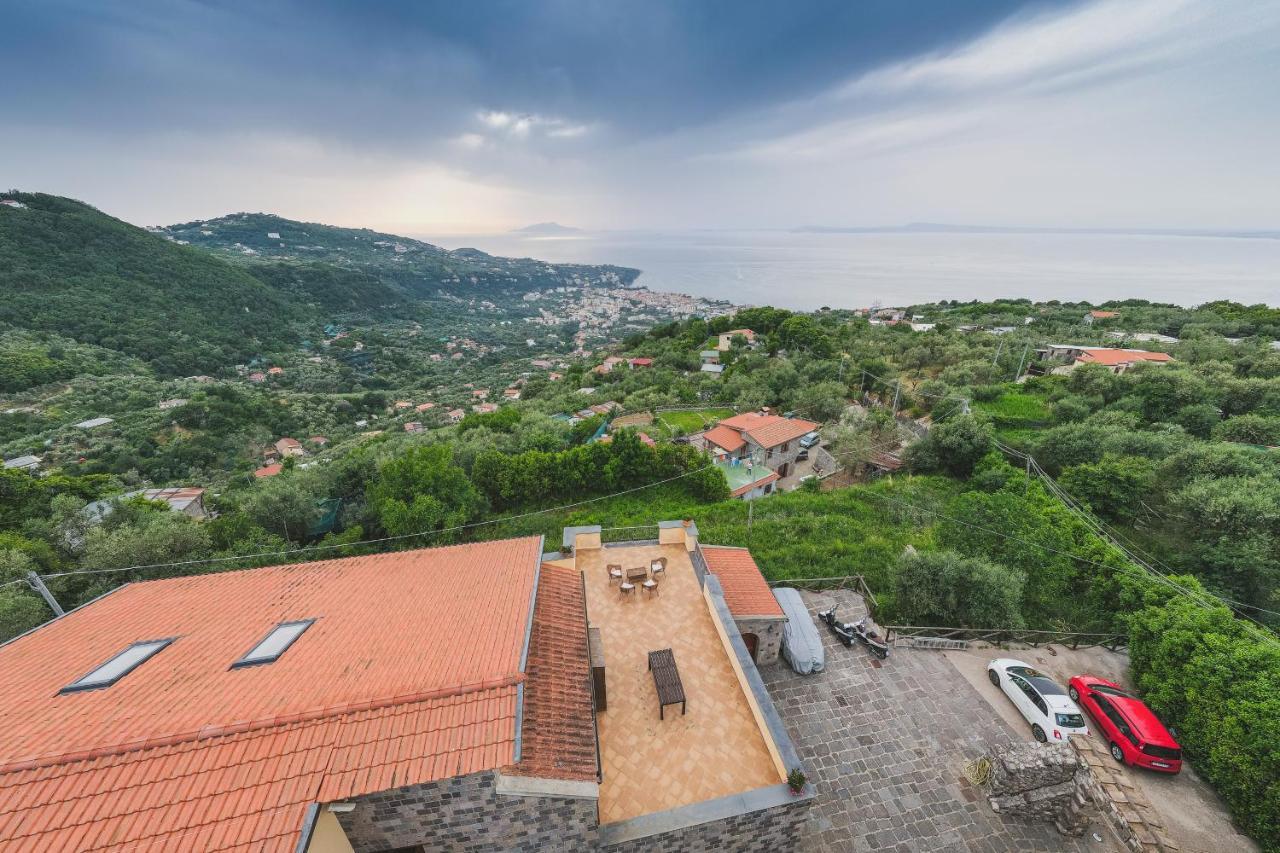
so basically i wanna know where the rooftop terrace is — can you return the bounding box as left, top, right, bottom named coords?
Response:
left=549, top=530, right=786, bottom=825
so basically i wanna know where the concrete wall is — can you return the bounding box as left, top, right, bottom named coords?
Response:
left=702, top=580, right=787, bottom=781
left=735, top=616, right=784, bottom=666
left=336, top=770, right=599, bottom=853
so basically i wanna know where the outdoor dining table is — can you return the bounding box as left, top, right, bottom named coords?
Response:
left=626, top=566, right=649, bottom=584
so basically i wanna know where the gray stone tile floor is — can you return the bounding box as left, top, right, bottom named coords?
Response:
left=760, top=588, right=1094, bottom=853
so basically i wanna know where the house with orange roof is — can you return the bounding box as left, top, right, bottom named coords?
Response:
left=253, top=462, right=283, bottom=478
left=717, top=329, right=757, bottom=351
left=1038, top=344, right=1173, bottom=375
left=0, top=523, right=810, bottom=851
left=702, top=411, right=820, bottom=482
left=274, top=437, right=305, bottom=458
left=700, top=545, right=787, bottom=664
left=1083, top=309, right=1119, bottom=325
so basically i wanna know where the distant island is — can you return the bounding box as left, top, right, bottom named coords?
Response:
left=793, top=222, right=1280, bottom=240
left=512, top=221, right=583, bottom=236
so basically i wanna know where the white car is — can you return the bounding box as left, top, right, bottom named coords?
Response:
left=987, top=658, right=1089, bottom=743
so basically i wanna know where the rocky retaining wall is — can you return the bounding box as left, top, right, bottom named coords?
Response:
left=986, top=743, right=1091, bottom=836
left=1070, top=735, right=1181, bottom=852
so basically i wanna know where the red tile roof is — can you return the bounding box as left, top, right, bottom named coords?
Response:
left=743, top=417, right=817, bottom=450
left=1076, top=349, right=1172, bottom=367
left=505, top=565, right=597, bottom=782
left=0, top=537, right=544, bottom=851
left=717, top=413, right=818, bottom=449
left=704, top=424, right=746, bottom=454
left=253, top=463, right=282, bottom=478
left=716, top=412, right=770, bottom=431
left=700, top=546, right=784, bottom=618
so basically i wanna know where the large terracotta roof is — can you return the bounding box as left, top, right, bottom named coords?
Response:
left=0, top=537, right=544, bottom=851
left=700, top=546, right=784, bottom=619
left=716, top=412, right=818, bottom=449
left=1076, top=348, right=1172, bottom=367
left=744, top=417, right=817, bottom=450
left=704, top=424, right=746, bottom=454
left=505, top=565, right=597, bottom=782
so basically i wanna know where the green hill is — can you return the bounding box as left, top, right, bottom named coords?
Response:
left=0, top=193, right=641, bottom=392
left=157, top=212, right=639, bottom=296
left=0, top=193, right=305, bottom=377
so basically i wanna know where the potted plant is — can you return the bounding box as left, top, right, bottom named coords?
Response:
left=787, top=767, right=807, bottom=796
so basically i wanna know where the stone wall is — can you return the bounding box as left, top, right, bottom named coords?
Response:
left=1070, top=736, right=1182, bottom=852
left=735, top=616, right=784, bottom=665
left=603, top=795, right=811, bottom=852
left=986, top=743, right=1091, bottom=837
left=337, top=770, right=599, bottom=853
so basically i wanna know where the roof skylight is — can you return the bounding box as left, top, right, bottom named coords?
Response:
left=60, top=638, right=175, bottom=693
left=231, top=619, right=314, bottom=668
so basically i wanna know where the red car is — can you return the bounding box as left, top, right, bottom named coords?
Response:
left=1068, top=675, right=1182, bottom=773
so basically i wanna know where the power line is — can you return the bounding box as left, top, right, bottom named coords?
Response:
left=818, top=441, right=1280, bottom=644
left=40, top=462, right=718, bottom=581
left=991, top=439, right=1280, bottom=628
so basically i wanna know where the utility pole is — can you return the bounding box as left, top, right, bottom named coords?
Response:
left=992, top=338, right=1004, bottom=366
left=892, top=379, right=901, bottom=415
left=1024, top=455, right=1032, bottom=495
left=1013, top=343, right=1030, bottom=381
left=26, top=571, right=65, bottom=617
left=746, top=498, right=754, bottom=540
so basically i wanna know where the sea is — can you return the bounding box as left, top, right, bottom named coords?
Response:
left=420, top=229, right=1280, bottom=310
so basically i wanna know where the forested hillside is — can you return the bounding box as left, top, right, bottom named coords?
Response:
left=0, top=193, right=302, bottom=376
left=157, top=212, right=640, bottom=297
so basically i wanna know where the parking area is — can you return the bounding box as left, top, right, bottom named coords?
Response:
left=945, top=646, right=1257, bottom=853
left=761, top=588, right=1096, bottom=852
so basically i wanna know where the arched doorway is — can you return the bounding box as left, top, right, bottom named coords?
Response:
left=742, top=632, right=759, bottom=662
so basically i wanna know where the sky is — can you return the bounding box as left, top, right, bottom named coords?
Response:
left=2, top=0, right=1279, bottom=233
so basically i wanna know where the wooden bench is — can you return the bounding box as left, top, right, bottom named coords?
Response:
left=647, top=648, right=686, bottom=719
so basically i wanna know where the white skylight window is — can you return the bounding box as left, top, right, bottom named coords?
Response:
left=61, top=638, right=175, bottom=693
left=232, top=619, right=314, bottom=668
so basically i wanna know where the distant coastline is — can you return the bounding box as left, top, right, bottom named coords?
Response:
left=793, top=222, right=1280, bottom=241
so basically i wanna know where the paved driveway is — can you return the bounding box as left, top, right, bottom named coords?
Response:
left=760, top=589, right=1095, bottom=853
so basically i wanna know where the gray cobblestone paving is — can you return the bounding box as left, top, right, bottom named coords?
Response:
left=760, top=589, right=1092, bottom=853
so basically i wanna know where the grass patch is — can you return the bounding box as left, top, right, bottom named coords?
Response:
left=651, top=407, right=735, bottom=437
left=973, top=391, right=1051, bottom=428
left=469, top=474, right=963, bottom=620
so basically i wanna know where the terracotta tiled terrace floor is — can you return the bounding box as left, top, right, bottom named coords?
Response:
left=572, top=543, right=782, bottom=824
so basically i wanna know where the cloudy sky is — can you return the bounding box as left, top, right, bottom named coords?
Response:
left=3, top=0, right=1278, bottom=233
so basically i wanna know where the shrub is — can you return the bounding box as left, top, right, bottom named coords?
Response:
left=1125, top=581, right=1280, bottom=851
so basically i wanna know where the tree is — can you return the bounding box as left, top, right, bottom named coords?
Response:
left=1174, top=403, right=1221, bottom=438
left=1058, top=455, right=1155, bottom=521
left=365, top=445, right=484, bottom=539
left=894, top=550, right=1025, bottom=628
left=1214, top=414, right=1280, bottom=445
left=239, top=472, right=327, bottom=542
left=904, top=415, right=993, bottom=478
left=793, top=380, right=846, bottom=423
left=777, top=315, right=833, bottom=357
left=80, top=511, right=213, bottom=576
